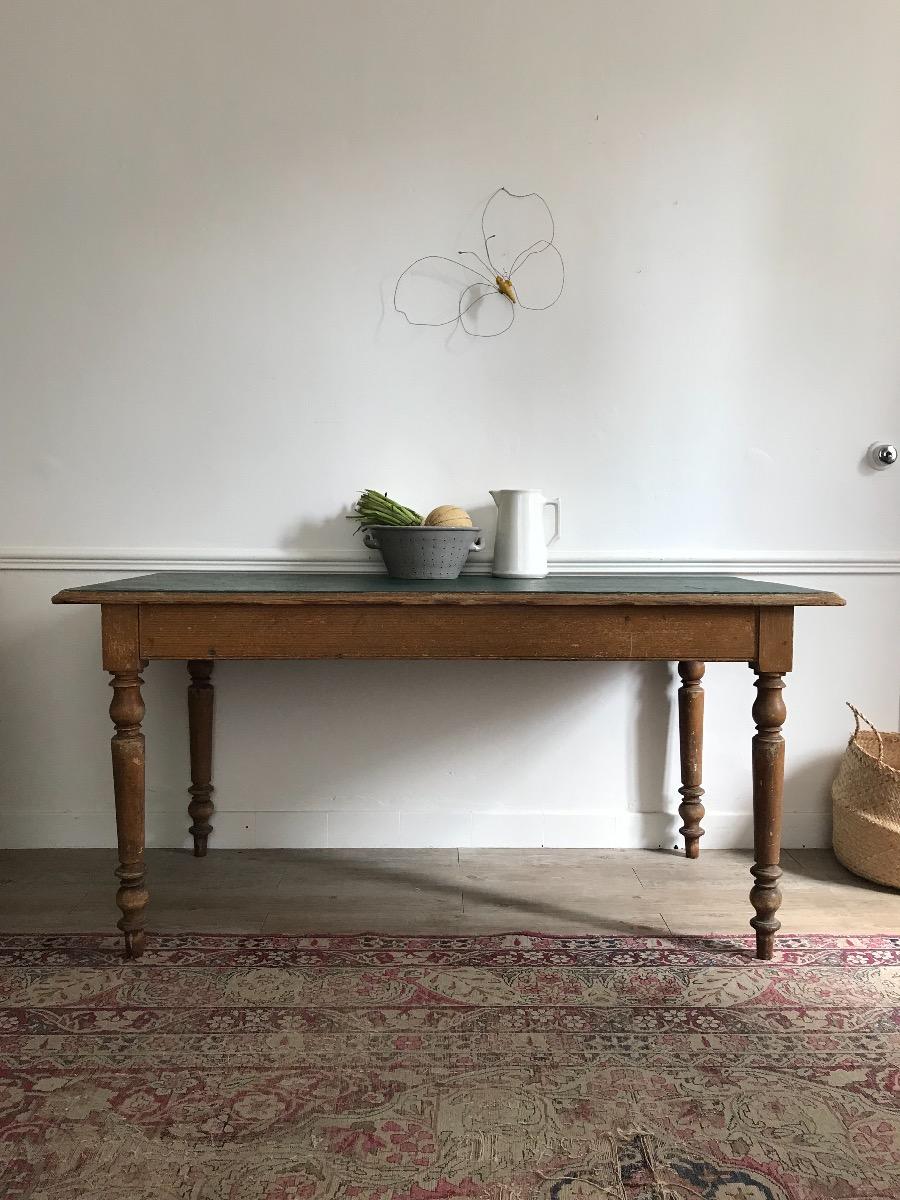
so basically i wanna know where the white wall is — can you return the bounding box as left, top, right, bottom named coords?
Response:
left=1, top=1, right=898, bottom=850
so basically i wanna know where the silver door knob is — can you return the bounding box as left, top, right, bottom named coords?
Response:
left=868, top=442, right=897, bottom=470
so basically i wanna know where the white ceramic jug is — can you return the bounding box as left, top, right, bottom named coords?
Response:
left=490, top=489, right=560, bottom=578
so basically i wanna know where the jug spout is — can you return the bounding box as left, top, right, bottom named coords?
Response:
left=489, top=490, right=500, bottom=506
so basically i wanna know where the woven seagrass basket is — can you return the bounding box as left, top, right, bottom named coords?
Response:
left=832, top=704, right=900, bottom=888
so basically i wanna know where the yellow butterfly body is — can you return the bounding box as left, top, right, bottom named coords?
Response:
left=496, top=276, right=517, bottom=304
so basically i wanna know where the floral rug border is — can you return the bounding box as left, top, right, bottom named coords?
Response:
left=1, top=930, right=899, bottom=967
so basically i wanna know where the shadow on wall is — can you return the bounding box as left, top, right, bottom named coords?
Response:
left=280, top=511, right=355, bottom=554
left=146, top=659, right=677, bottom=820
left=780, top=754, right=839, bottom=848
left=0, top=597, right=839, bottom=849
left=278, top=503, right=500, bottom=557
left=629, top=661, right=676, bottom=842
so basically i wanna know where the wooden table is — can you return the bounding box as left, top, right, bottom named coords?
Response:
left=53, top=571, right=843, bottom=960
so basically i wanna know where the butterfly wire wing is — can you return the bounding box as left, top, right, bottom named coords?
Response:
left=481, top=186, right=564, bottom=311
left=394, top=256, right=495, bottom=328
left=509, top=242, right=564, bottom=311
left=480, top=187, right=552, bottom=275
left=458, top=282, right=515, bottom=338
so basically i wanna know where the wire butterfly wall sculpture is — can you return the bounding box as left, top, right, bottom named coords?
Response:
left=394, top=186, right=564, bottom=338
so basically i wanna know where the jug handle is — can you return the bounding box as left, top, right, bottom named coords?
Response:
left=545, top=498, right=560, bottom=546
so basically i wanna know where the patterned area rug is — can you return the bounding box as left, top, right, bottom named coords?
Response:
left=1, top=933, right=899, bottom=1199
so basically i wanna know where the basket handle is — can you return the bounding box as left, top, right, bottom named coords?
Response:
left=846, top=702, right=886, bottom=764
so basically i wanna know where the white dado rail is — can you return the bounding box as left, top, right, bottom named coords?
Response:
left=2, top=547, right=899, bottom=574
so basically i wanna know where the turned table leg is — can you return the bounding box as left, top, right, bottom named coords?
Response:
left=187, top=660, right=215, bottom=856
left=109, top=667, right=148, bottom=959
left=749, top=670, right=786, bottom=959
left=103, top=606, right=149, bottom=959
left=677, top=661, right=705, bottom=858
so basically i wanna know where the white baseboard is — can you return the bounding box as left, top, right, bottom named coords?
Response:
left=0, top=808, right=834, bottom=850
left=1, top=546, right=899, bottom=574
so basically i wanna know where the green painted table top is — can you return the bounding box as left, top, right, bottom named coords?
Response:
left=53, top=572, right=844, bottom=606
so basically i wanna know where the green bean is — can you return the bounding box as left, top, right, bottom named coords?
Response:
left=347, top=489, right=423, bottom=528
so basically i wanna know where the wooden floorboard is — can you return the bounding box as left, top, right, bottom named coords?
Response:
left=0, top=848, right=896, bottom=936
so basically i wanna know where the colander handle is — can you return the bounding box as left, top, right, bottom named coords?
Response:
left=469, top=535, right=484, bottom=552
left=362, top=529, right=380, bottom=550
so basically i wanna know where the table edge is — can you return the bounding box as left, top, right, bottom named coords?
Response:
left=52, top=589, right=846, bottom=607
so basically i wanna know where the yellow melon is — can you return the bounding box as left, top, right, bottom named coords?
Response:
left=423, top=505, right=473, bottom=528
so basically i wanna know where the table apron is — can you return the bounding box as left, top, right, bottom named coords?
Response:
left=135, top=602, right=768, bottom=662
